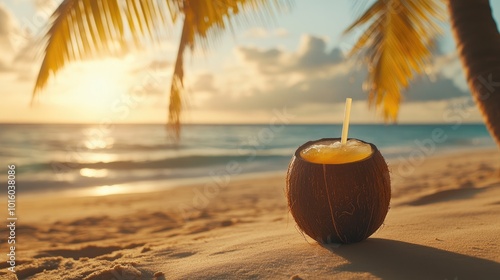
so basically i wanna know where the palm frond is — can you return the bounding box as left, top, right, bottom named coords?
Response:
left=33, top=0, right=173, bottom=96
left=345, top=0, right=445, bottom=120
left=165, top=0, right=290, bottom=138
left=33, top=0, right=291, bottom=138
left=168, top=14, right=188, bottom=141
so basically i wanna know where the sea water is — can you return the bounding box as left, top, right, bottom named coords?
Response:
left=0, top=123, right=494, bottom=195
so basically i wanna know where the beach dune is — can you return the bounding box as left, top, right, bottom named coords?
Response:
left=1, top=149, right=500, bottom=279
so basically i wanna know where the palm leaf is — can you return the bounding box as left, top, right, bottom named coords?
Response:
left=33, top=0, right=170, bottom=95
left=165, top=0, right=291, bottom=139
left=345, top=0, right=445, bottom=120
left=33, top=0, right=290, bottom=140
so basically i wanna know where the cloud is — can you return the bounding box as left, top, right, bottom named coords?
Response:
left=295, top=35, right=343, bottom=69
left=0, top=4, right=18, bottom=62
left=237, top=47, right=284, bottom=74
left=187, top=33, right=470, bottom=124
left=123, top=57, right=173, bottom=97
left=149, top=59, right=171, bottom=69
left=243, top=27, right=289, bottom=39
left=192, top=73, right=216, bottom=92
left=130, top=59, right=171, bottom=74
left=194, top=35, right=366, bottom=112
left=238, top=35, right=343, bottom=74
left=404, top=74, right=468, bottom=102
left=0, top=3, right=38, bottom=76
left=274, top=27, right=289, bottom=37
left=243, top=27, right=269, bottom=39
left=427, top=52, right=468, bottom=91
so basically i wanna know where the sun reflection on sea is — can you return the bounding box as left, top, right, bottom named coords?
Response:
left=79, top=168, right=109, bottom=178
left=83, top=137, right=115, bottom=150
left=82, top=153, right=118, bottom=163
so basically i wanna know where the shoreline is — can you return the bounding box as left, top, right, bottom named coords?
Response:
left=13, top=169, right=288, bottom=199
left=7, top=145, right=498, bottom=199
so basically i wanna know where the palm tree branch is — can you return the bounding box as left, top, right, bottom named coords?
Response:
left=33, top=0, right=177, bottom=97
left=165, top=0, right=291, bottom=137
left=168, top=14, right=191, bottom=141
left=33, top=0, right=291, bottom=138
left=345, top=0, right=445, bottom=121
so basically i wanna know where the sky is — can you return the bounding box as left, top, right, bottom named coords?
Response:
left=1, top=0, right=500, bottom=124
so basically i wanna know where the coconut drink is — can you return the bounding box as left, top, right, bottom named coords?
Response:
left=285, top=98, right=391, bottom=244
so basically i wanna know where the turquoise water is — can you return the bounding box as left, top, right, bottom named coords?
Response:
left=0, top=123, right=495, bottom=194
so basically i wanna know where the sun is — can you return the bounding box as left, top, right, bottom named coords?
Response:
left=71, top=67, right=126, bottom=115
left=50, top=60, right=129, bottom=118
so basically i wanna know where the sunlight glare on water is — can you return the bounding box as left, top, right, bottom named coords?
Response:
left=79, top=168, right=109, bottom=178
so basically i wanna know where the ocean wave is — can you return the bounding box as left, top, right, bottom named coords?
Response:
left=95, top=142, right=179, bottom=151
left=376, top=136, right=495, bottom=160
left=446, top=136, right=494, bottom=147
left=21, top=153, right=292, bottom=173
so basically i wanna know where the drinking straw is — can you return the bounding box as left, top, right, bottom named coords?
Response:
left=341, top=98, right=352, bottom=145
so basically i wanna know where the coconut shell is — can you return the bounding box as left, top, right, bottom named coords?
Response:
left=286, top=138, right=391, bottom=244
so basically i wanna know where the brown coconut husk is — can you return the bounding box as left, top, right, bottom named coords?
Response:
left=286, top=138, right=391, bottom=244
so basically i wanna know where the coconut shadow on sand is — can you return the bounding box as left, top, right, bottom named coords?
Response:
left=324, top=238, right=500, bottom=279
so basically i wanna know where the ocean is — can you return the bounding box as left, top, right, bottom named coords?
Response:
left=0, top=123, right=495, bottom=196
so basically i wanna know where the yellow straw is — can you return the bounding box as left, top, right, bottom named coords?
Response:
left=341, top=98, right=352, bottom=145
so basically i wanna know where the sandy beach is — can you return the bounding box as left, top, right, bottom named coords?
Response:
left=2, top=148, right=500, bottom=279
left=3, top=0, right=500, bottom=278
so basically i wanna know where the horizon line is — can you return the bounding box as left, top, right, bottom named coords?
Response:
left=0, top=122, right=486, bottom=126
